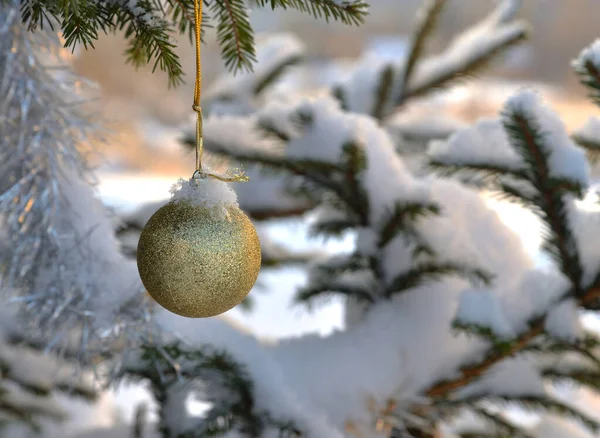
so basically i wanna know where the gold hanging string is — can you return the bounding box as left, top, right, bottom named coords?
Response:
left=191, top=0, right=248, bottom=183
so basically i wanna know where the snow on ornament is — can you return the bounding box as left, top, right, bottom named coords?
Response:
left=137, top=0, right=260, bottom=318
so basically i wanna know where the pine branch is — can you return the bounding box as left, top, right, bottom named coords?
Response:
left=19, top=0, right=364, bottom=86
left=396, top=0, right=446, bottom=105
left=210, top=0, right=257, bottom=73
left=377, top=201, right=440, bottom=248
left=427, top=160, right=528, bottom=184
left=493, top=180, right=537, bottom=209
left=385, top=261, right=492, bottom=298
left=295, top=276, right=376, bottom=308
left=309, top=216, right=359, bottom=237
left=541, top=367, right=600, bottom=392
left=60, top=0, right=102, bottom=50
left=501, top=105, right=584, bottom=291
left=572, top=132, right=600, bottom=163
left=469, top=407, right=533, bottom=438
left=123, top=342, right=303, bottom=438
left=573, top=41, right=600, bottom=107
left=455, top=395, right=600, bottom=433
left=251, top=0, right=369, bottom=26
left=113, top=1, right=186, bottom=87
left=20, top=0, right=61, bottom=32
left=253, top=51, right=303, bottom=95
left=452, top=322, right=513, bottom=354
left=332, top=85, right=350, bottom=111
left=372, top=64, right=396, bottom=120
left=404, top=0, right=528, bottom=102
left=425, top=285, right=600, bottom=400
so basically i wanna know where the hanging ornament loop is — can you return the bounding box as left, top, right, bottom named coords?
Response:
left=191, top=0, right=249, bottom=183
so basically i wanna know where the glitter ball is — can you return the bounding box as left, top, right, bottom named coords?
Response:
left=137, top=201, right=261, bottom=318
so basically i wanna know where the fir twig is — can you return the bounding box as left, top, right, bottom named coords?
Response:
left=210, top=0, right=257, bottom=73
left=501, top=105, right=584, bottom=291
left=251, top=0, right=369, bottom=26
left=396, top=0, right=446, bottom=105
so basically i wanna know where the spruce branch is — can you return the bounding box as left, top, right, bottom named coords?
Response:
left=573, top=132, right=600, bottom=163
left=385, top=261, right=492, bottom=298
left=372, top=64, right=396, bottom=120
left=112, top=0, right=186, bottom=87
left=309, top=216, right=359, bottom=237
left=541, top=366, right=600, bottom=392
left=122, top=342, right=303, bottom=438
left=427, top=160, right=528, bottom=185
left=377, top=201, right=440, bottom=249
left=18, top=0, right=365, bottom=86
left=468, top=407, right=533, bottom=438
left=295, top=276, right=376, bottom=308
left=210, top=0, right=257, bottom=73
left=396, top=0, right=446, bottom=105
left=425, top=285, right=600, bottom=400
left=251, top=0, right=369, bottom=26
left=453, top=394, right=600, bottom=433
left=501, top=105, right=584, bottom=290
left=403, top=0, right=528, bottom=102
left=573, top=41, right=600, bottom=107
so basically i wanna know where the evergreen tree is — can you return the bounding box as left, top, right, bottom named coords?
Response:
left=0, top=311, right=97, bottom=436
left=118, top=1, right=600, bottom=437
left=4, top=0, right=600, bottom=437
left=13, top=0, right=368, bottom=86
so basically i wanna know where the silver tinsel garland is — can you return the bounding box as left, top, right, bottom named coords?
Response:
left=0, top=0, right=154, bottom=362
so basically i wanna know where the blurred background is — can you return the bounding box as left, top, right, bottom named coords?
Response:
left=56, top=0, right=600, bottom=433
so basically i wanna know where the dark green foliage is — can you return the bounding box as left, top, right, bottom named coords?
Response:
left=396, top=0, right=446, bottom=105
left=19, top=0, right=368, bottom=86
left=385, top=261, right=492, bottom=298
left=405, top=31, right=527, bottom=102
left=209, top=0, right=256, bottom=73
left=121, top=342, right=302, bottom=438
left=573, top=53, right=600, bottom=107
left=250, top=0, right=368, bottom=26
left=377, top=202, right=440, bottom=248
left=573, top=132, right=600, bottom=163
left=501, top=105, right=585, bottom=291
left=451, top=394, right=600, bottom=434
left=372, top=65, right=396, bottom=120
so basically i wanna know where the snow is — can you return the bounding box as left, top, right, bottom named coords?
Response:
left=203, top=114, right=280, bottom=156
left=455, top=288, right=515, bottom=339
left=386, top=113, right=467, bottom=143
left=205, top=33, right=305, bottom=103
left=544, top=298, right=583, bottom=342
left=169, top=176, right=239, bottom=216
left=283, top=97, right=359, bottom=164
left=422, top=179, right=533, bottom=281
left=500, top=269, right=570, bottom=334
left=154, top=310, right=345, bottom=437
left=504, top=90, right=590, bottom=186
left=533, top=416, right=595, bottom=438
left=428, top=118, right=524, bottom=170
left=574, top=116, right=600, bottom=144
left=573, top=39, right=600, bottom=71
left=47, top=169, right=145, bottom=335
left=457, top=356, right=546, bottom=399
left=567, top=202, right=600, bottom=286
left=334, top=54, right=400, bottom=116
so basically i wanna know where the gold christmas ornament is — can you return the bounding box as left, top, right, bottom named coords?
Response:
left=136, top=0, right=261, bottom=318
left=137, top=191, right=261, bottom=318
